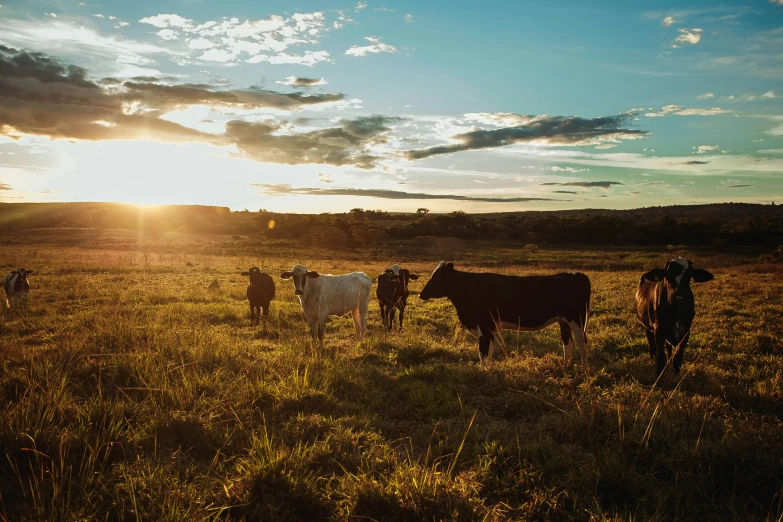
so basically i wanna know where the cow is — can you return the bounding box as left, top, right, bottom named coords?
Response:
left=376, top=264, right=419, bottom=330
left=418, top=262, right=590, bottom=367
left=240, top=267, right=276, bottom=325
left=636, top=258, right=713, bottom=376
left=280, top=264, right=371, bottom=341
left=3, top=268, right=33, bottom=308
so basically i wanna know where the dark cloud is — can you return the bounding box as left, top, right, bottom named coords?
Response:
left=280, top=76, right=327, bottom=87
left=0, top=182, right=12, bottom=190
left=720, top=184, right=751, bottom=189
left=551, top=190, right=579, bottom=194
left=681, top=160, right=708, bottom=165
left=540, top=181, right=623, bottom=190
left=0, top=46, right=345, bottom=145
left=226, top=115, right=402, bottom=169
left=121, top=81, right=344, bottom=113
left=251, top=184, right=561, bottom=202
left=639, top=181, right=673, bottom=188
left=406, top=113, right=648, bottom=160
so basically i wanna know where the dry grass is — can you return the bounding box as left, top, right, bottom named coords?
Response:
left=1, top=234, right=782, bottom=521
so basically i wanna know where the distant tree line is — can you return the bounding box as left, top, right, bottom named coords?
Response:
left=1, top=202, right=782, bottom=249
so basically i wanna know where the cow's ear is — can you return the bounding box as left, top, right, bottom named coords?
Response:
left=241, top=271, right=250, bottom=276
left=409, top=274, right=419, bottom=280
left=25, top=270, right=33, bottom=276
left=384, top=268, right=393, bottom=274
left=306, top=271, right=320, bottom=278
left=446, top=263, right=454, bottom=270
left=280, top=272, right=292, bottom=279
left=692, top=268, right=713, bottom=283
left=642, top=268, right=666, bottom=282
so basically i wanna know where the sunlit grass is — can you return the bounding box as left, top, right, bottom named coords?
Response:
left=0, top=239, right=782, bottom=520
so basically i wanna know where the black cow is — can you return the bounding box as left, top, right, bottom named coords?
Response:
left=419, top=262, right=591, bottom=366
left=241, top=267, right=275, bottom=325
left=4, top=267, right=33, bottom=308
left=636, top=257, right=713, bottom=375
left=376, top=264, right=419, bottom=330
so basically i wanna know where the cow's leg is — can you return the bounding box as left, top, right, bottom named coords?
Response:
left=559, top=322, right=573, bottom=366
left=398, top=305, right=405, bottom=330
left=673, top=331, right=689, bottom=375
left=654, top=328, right=667, bottom=375
left=645, top=330, right=656, bottom=359
left=249, top=304, right=255, bottom=325
left=569, top=321, right=588, bottom=365
left=352, top=307, right=363, bottom=341
left=262, top=304, right=269, bottom=317
left=478, top=325, right=495, bottom=367
left=379, top=302, right=388, bottom=330
left=389, top=308, right=397, bottom=330
left=360, top=297, right=369, bottom=338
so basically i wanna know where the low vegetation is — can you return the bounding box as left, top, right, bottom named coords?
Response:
left=0, top=224, right=782, bottom=520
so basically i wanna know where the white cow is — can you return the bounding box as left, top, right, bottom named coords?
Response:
left=281, top=264, right=371, bottom=341
left=3, top=267, right=33, bottom=308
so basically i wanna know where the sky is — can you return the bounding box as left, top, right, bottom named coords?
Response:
left=0, top=1, right=782, bottom=213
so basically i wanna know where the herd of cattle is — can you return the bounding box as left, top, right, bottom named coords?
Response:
left=3, top=258, right=713, bottom=375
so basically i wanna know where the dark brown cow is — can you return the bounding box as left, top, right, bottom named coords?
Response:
left=241, top=267, right=275, bottom=325
left=376, top=264, right=419, bottom=330
left=419, top=262, right=591, bottom=366
left=636, top=257, right=713, bottom=375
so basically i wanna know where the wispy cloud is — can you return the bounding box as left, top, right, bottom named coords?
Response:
left=673, top=28, right=703, bottom=46
left=345, top=36, right=396, bottom=57
left=693, top=145, right=720, bottom=154
left=252, top=184, right=561, bottom=202
left=661, top=16, right=678, bottom=26
left=539, top=181, right=623, bottom=190
left=405, top=113, right=648, bottom=160
left=645, top=105, right=730, bottom=117
left=276, top=76, right=328, bottom=87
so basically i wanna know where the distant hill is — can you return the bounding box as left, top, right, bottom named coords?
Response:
left=1, top=201, right=781, bottom=249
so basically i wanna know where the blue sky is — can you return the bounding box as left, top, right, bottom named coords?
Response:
left=0, top=0, right=782, bottom=212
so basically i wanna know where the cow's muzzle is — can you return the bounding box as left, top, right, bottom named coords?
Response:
left=295, top=289, right=304, bottom=296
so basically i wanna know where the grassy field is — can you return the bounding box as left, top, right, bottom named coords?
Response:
left=1, top=232, right=782, bottom=521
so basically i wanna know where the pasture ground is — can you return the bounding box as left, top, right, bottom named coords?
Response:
left=1, top=231, right=782, bottom=521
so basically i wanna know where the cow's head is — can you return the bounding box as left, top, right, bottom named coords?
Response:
left=242, top=266, right=263, bottom=282
left=642, top=258, right=713, bottom=307
left=419, top=261, right=453, bottom=300
left=384, top=265, right=419, bottom=288
left=280, top=264, right=319, bottom=296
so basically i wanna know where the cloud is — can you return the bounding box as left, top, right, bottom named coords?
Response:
left=539, top=181, right=623, bottom=190
left=0, top=46, right=345, bottom=145
left=645, top=104, right=731, bottom=117
left=404, top=14, right=413, bottom=23
left=345, top=36, right=396, bottom=57
left=317, top=173, right=334, bottom=183
left=680, top=160, right=708, bottom=165
left=0, top=18, right=172, bottom=77
left=0, top=182, right=11, bottom=190
left=719, top=179, right=751, bottom=189
left=696, top=92, right=715, bottom=99
left=661, top=16, right=678, bottom=26
left=551, top=190, right=579, bottom=194
left=757, top=148, right=783, bottom=154
left=247, top=50, right=330, bottom=66
left=251, top=184, right=560, bottom=202
left=693, top=145, right=720, bottom=154
left=674, top=28, right=703, bottom=46
left=543, top=166, right=589, bottom=173
left=139, top=11, right=332, bottom=66
left=276, top=76, right=328, bottom=87
left=226, top=115, right=402, bottom=169
left=405, top=113, right=648, bottom=160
